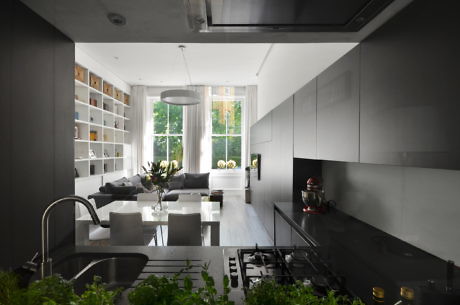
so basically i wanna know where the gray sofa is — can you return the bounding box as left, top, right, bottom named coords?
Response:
left=88, top=173, right=210, bottom=208
left=162, top=172, right=209, bottom=201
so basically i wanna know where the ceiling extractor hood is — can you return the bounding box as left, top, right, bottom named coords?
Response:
left=185, top=0, right=396, bottom=33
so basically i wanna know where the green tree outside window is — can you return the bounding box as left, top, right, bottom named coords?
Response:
left=153, top=101, right=183, bottom=167
left=211, top=99, right=242, bottom=169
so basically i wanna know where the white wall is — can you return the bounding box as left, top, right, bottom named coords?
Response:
left=323, top=161, right=460, bottom=263
left=256, top=43, right=357, bottom=120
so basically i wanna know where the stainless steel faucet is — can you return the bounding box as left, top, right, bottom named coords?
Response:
left=40, top=195, right=102, bottom=279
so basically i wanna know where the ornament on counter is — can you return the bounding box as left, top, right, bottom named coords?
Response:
left=90, top=130, right=97, bottom=141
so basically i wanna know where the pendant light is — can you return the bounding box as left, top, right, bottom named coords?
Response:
left=161, top=45, right=200, bottom=105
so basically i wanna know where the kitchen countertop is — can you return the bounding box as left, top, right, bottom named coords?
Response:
left=51, top=246, right=237, bottom=304
left=274, top=201, right=460, bottom=304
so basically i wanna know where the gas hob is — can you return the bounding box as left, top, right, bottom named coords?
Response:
left=223, top=245, right=349, bottom=302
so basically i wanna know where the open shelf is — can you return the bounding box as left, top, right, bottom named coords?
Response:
left=74, top=62, right=132, bottom=180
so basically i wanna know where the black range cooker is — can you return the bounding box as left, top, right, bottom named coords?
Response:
left=223, top=245, right=351, bottom=303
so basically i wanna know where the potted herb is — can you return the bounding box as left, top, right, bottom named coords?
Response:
left=128, top=263, right=234, bottom=305
left=245, top=280, right=365, bottom=305
left=0, top=272, right=120, bottom=305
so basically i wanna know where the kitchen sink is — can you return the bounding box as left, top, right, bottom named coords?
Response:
left=52, top=253, right=148, bottom=294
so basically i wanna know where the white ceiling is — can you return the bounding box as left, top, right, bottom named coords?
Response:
left=76, top=43, right=271, bottom=86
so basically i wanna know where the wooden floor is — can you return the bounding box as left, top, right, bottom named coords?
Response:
left=148, top=190, right=273, bottom=247
left=90, top=190, right=273, bottom=247
left=218, top=190, right=273, bottom=246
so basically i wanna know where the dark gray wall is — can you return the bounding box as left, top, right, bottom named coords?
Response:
left=0, top=0, right=74, bottom=269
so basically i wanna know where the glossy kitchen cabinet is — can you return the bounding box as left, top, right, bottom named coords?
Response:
left=250, top=97, right=293, bottom=241
left=274, top=210, right=291, bottom=246
left=250, top=111, right=272, bottom=145
left=359, top=1, right=460, bottom=170
left=291, top=228, right=309, bottom=247
left=264, top=98, right=294, bottom=238
left=294, top=79, right=317, bottom=159
left=317, top=46, right=360, bottom=162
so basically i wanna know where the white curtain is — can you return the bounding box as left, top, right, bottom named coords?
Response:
left=183, top=86, right=212, bottom=173
left=131, top=86, right=153, bottom=173
left=243, top=85, right=257, bottom=169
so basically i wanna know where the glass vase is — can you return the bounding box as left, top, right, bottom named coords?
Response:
left=156, top=188, right=164, bottom=211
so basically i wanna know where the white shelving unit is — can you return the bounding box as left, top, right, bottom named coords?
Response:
left=74, top=63, right=131, bottom=180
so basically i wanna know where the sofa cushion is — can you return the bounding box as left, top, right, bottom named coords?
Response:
left=99, top=177, right=128, bottom=193
left=184, top=173, right=209, bottom=189
left=104, top=177, right=137, bottom=194
left=163, top=188, right=210, bottom=201
left=168, top=174, right=185, bottom=190
left=128, top=174, right=143, bottom=186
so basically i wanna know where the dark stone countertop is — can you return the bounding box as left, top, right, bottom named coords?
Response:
left=50, top=246, right=234, bottom=304
left=274, top=201, right=460, bottom=305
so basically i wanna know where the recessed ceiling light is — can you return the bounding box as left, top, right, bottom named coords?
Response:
left=114, top=56, right=119, bottom=60
left=107, top=13, right=126, bottom=26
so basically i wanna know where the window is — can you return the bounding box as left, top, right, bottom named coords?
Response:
left=153, top=101, right=183, bottom=166
left=211, top=99, right=242, bottom=169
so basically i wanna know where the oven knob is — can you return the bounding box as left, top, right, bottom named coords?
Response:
left=230, top=266, right=237, bottom=273
left=230, top=272, right=238, bottom=288
left=229, top=257, right=236, bottom=261
left=229, top=261, right=236, bottom=267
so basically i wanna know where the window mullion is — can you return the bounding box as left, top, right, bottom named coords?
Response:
left=167, top=104, right=170, bottom=162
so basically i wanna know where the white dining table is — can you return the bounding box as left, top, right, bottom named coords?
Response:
left=75, top=200, right=221, bottom=246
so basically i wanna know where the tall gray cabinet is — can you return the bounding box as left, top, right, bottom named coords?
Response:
left=317, top=46, right=360, bottom=162
left=250, top=98, right=293, bottom=240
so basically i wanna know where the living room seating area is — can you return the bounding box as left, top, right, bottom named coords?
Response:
left=89, top=172, right=211, bottom=208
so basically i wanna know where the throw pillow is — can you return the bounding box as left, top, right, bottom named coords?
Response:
left=100, top=177, right=129, bottom=193
left=168, top=174, right=185, bottom=190
left=184, top=173, right=209, bottom=189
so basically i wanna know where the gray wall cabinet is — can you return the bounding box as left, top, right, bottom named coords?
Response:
left=293, top=79, right=317, bottom=159
left=317, top=46, right=360, bottom=163
left=359, top=1, right=460, bottom=170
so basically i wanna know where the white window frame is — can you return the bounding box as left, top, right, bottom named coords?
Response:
left=151, top=98, right=184, bottom=163
left=211, top=96, right=245, bottom=170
